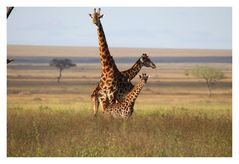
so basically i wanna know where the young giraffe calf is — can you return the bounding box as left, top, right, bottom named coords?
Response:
left=104, top=73, right=149, bottom=119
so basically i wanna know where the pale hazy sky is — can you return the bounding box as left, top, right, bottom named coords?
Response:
left=7, top=7, right=232, bottom=49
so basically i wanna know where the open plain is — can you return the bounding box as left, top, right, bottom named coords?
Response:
left=7, top=46, right=232, bottom=157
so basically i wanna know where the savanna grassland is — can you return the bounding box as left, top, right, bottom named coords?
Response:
left=7, top=46, right=232, bottom=157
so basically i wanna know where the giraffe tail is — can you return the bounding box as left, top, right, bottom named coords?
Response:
left=92, top=95, right=100, bottom=116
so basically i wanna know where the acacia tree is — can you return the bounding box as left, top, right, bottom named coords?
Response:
left=192, top=66, right=224, bottom=96
left=50, top=58, right=76, bottom=84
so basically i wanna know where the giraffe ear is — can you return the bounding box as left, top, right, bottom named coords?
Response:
left=99, top=14, right=104, bottom=18
left=89, top=14, right=92, bottom=18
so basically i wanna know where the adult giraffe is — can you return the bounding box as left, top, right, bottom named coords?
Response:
left=89, top=8, right=156, bottom=115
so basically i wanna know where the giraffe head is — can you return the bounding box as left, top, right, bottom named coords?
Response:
left=139, top=53, right=156, bottom=69
left=89, top=8, right=104, bottom=27
left=139, top=73, right=149, bottom=84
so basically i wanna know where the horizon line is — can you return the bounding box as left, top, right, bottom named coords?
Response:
left=7, top=44, right=232, bottom=51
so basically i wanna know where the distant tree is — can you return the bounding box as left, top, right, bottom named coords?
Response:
left=50, top=58, right=76, bottom=84
left=191, top=66, right=224, bottom=96
left=7, top=58, right=14, bottom=64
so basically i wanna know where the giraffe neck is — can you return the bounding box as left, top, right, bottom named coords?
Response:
left=97, top=22, right=118, bottom=74
left=121, top=59, right=143, bottom=80
left=125, top=80, right=145, bottom=105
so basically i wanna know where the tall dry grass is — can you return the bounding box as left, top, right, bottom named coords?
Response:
left=7, top=105, right=231, bottom=157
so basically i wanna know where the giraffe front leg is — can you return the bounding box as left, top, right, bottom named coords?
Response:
left=107, top=85, right=118, bottom=105
left=99, top=95, right=109, bottom=113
